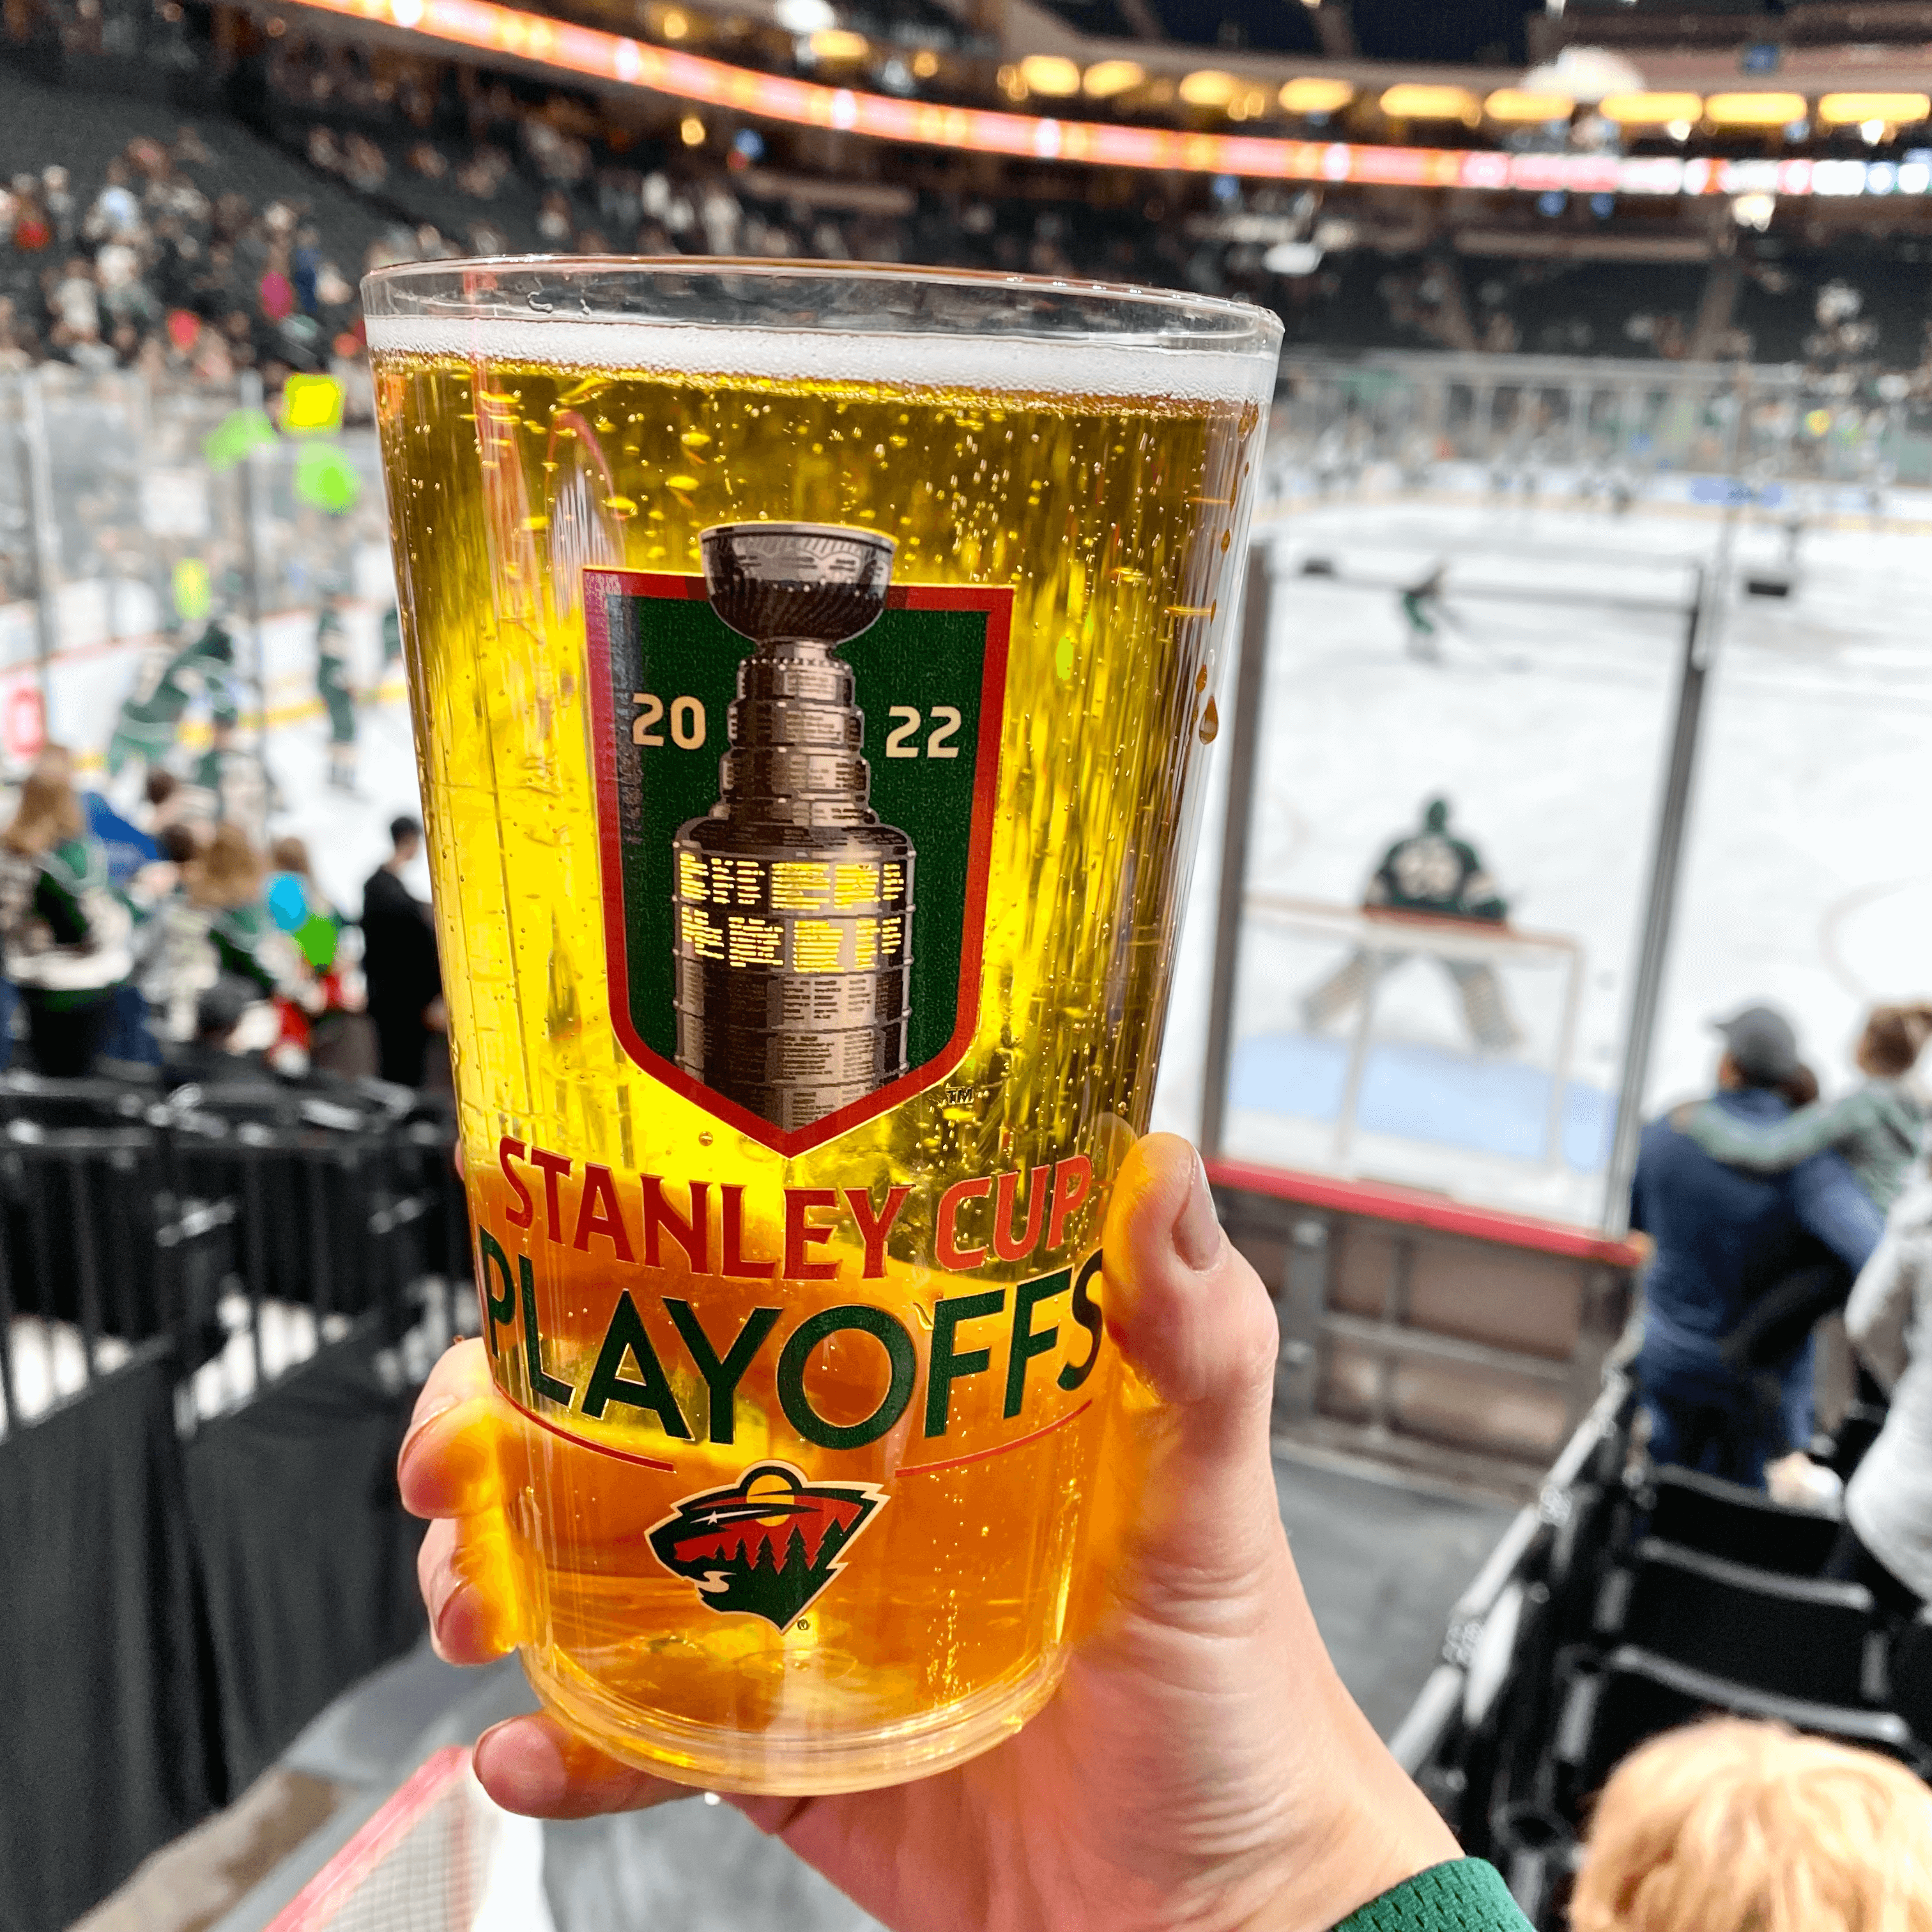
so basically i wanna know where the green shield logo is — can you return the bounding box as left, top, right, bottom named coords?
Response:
left=585, top=526, right=1009, bottom=1154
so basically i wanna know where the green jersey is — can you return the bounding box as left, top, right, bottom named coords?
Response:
left=0, top=836, right=132, bottom=1004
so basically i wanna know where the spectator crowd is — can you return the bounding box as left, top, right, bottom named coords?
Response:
left=8, top=17, right=1932, bottom=395
left=0, top=738, right=445, bottom=1099
left=1632, top=995, right=1932, bottom=1618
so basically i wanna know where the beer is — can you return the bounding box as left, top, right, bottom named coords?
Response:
left=367, top=265, right=1278, bottom=1793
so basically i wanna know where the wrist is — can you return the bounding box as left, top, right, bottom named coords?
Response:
left=1240, top=1685, right=1462, bottom=1932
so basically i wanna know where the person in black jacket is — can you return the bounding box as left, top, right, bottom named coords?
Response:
left=360, top=815, right=442, bottom=1087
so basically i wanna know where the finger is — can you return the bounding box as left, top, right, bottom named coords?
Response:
left=399, top=1338, right=505, bottom=1519
left=473, top=1712, right=693, bottom=1819
left=1094, top=1133, right=1285, bottom=1617
left=417, top=1513, right=519, bottom=1663
left=1104, top=1134, right=1277, bottom=1436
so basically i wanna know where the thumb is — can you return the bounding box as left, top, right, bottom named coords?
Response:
left=1088, top=1133, right=1286, bottom=1624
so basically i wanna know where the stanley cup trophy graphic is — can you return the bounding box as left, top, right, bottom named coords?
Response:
left=673, top=524, right=916, bottom=1132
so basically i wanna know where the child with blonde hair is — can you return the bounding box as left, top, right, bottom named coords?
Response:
left=1572, top=1718, right=1932, bottom=1932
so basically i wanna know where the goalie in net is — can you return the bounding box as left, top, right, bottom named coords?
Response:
left=1300, top=796, right=1522, bottom=1055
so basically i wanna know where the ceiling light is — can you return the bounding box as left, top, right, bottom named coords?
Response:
left=1705, top=92, right=1807, bottom=127
left=1485, top=88, right=1574, bottom=123
left=1018, top=54, right=1080, bottom=97
left=1278, top=76, right=1352, bottom=115
left=1818, top=92, right=1929, bottom=126
left=1379, top=84, right=1481, bottom=123
left=1599, top=91, right=1703, bottom=126
left=808, top=26, right=867, bottom=59
left=1178, top=69, right=1239, bottom=109
left=1083, top=59, right=1145, bottom=98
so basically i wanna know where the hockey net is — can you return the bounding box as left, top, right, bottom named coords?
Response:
left=1223, top=894, right=1593, bottom=1221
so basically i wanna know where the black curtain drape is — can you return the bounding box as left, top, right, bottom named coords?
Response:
left=0, top=1343, right=220, bottom=1932
left=182, top=1319, right=427, bottom=1791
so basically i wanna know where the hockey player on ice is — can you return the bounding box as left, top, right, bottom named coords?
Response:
left=316, top=592, right=359, bottom=792
left=106, top=609, right=235, bottom=781
left=1300, top=796, right=1522, bottom=1054
left=186, top=717, right=274, bottom=836
left=1399, top=563, right=1449, bottom=663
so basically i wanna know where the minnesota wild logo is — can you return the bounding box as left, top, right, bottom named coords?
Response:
left=647, top=1462, right=886, bottom=1629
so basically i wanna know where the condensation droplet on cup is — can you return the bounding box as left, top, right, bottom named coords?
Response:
left=697, top=1130, right=714, bottom=1147
left=1199, top=697, right=1220, bottom=744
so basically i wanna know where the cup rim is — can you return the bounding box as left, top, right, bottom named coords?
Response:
left=360, top=253, right=1284, bottom=347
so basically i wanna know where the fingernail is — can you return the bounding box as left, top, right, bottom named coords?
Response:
left=400, top=1395, right=461, bottom=1464
left=1173, top=1149, right=1223, bottom=1271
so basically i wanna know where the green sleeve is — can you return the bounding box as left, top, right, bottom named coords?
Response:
left=1334, top=1859, right=1529, bottom=1931
left=1682, top=1092, right=1870, bottom=1174
left=34, top=841, right=100, bottom=946
left=33, top=866, right=87, bottom=944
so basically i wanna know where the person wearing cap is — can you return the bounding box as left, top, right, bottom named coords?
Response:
left=1628, top=1004, right=1885, bottom=1486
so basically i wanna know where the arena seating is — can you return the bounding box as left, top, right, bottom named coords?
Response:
left=1552, top=1646, right=1925, bottom=1815
left=0, top=1067, right=471, bottom=1931
left=1395, top=1377, right=1919, bottom=1930
left=1642, top=1462, right=1844, bottom=1575
left=1591, top=1537, right=1884, bottom=1706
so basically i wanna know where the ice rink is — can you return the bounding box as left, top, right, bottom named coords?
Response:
left=1154, top=480, right=1932, bottom=1225
left=15, top=477, right=1928, bottom=1231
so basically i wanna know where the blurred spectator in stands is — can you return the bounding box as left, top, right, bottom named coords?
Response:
left=267, top=833, right=365, bottom=1057
left=183, top=824, right=303, bottom=1000
left=164, top=972, right=280, bottom=1090
left=0, top=297, right=31, bottom=371
left=82, top=158, right=141, bottom=243
left=0, top=760, right=132, bottom=1077
left=40, top=166, right=74, bottom=251
left=1825, top=1156, right=1932, bottom=1617
left=142, top=767, right=194, bottom=839
left=1677, top=1002, right=1932, bottom=1211
left=1629, top=1005, right=1884, bottom=1486
left=1570, top=1719, right=1932, bottom=1932
left=8, top=176, right=50, bottom=253
left=361, top=814, right=443, bottom=1087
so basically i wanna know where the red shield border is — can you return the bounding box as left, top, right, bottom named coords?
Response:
left=583, top=568, right=1011, bottom=1157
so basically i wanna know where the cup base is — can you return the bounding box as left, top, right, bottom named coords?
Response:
left=520, top=1640, right=1068, bottom=1796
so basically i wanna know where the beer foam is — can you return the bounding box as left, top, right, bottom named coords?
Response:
left=363, top=314, right=1278, bottom=406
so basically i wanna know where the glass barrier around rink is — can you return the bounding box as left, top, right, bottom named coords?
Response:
left=1270, top=353, right=1931, bottom=521
left=250, top=427, right=395, bottom=781
left=0, top=368, right=394, bottom=792
left=0, top=379, right=36, bottom=678
left=1201, top=465, right=1708, bottom=1230
left=34, top=364, right=172, bottom=686
left=1648, top=493, right=1932, bottom=1131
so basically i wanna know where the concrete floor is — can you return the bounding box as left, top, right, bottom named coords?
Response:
left=164, top=1448, right=1512, bottom=1932
left=1275, top=1446, right=1517, bottom=1739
